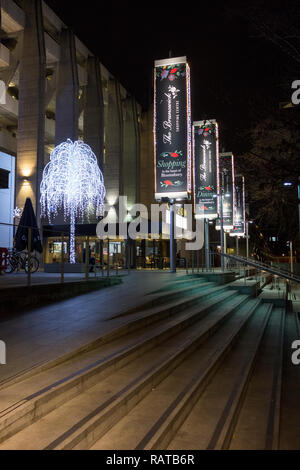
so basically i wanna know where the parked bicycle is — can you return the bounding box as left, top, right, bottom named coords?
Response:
left=5, top=249, right=39, bottom=274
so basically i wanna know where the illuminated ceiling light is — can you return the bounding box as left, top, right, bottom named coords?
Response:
left=40, top=139, right=106, bottom=264
left=283, top=182, right=292, bottom=186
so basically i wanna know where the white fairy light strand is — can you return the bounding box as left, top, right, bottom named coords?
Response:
left=40, top=139, right=106, bottom=264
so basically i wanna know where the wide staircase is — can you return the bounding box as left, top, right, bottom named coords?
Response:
left=0, top=274, right=299, bottom=450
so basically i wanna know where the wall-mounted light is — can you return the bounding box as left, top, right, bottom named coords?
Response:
left=107, top=194, right=118, bottom=206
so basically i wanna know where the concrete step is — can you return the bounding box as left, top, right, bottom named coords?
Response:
left=0, top=287, right=239, bottom=444
left=167, top=302, right=273, bottom=450
left=90, top=297, right=262, bottom=450
left=0, top=292, right=250, bottom=449
left=278, top=312, right=300, bottom=449
left=0, top=283, right=230, bottom=391
left=122, top=281, right=217, bottom=316
left=229, top=307, right=285, bottom=450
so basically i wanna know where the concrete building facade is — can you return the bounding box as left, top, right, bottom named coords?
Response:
left=0, top=0, right=195, bottom=270
left=0, top=0, right=142, bottom=262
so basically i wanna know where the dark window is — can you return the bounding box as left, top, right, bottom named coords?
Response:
left=0, top=169, right=9, bottom=189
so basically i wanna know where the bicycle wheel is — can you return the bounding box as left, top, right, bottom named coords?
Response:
left=25, top=256, right=39, bottom=274
left=4, top=254, right=18, bottom=273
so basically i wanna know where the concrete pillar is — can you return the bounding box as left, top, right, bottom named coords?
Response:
left=55, top=28, right=79, bottom=145
left=133, top=99, right=141, bottom=204
left=123, top=96, right=139, bottom=208
left=104, top=79, right=123, bottom=207
left=16, top=0, right=46, bottom=218
left=83, top=56, right=104, bottom=170
left=141, top=239, right=146, bottom=268
left=126, top=238, right=136, bottom=269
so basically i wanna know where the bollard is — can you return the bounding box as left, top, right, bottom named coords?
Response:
left=27, top=227, right=32, bottom=287
left=61, top=233, right=64, bottom=284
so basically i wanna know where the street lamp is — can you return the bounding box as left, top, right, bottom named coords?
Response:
left=161, top=197, right=176, bottom=273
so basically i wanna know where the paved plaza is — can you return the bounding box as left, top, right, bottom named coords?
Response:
left=0, top=271, right=183, bottom=383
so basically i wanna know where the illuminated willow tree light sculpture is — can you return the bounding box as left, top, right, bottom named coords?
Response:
left=40, top=139, right=106, bottom=264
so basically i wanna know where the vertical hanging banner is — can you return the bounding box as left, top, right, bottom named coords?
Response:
left=216, top=152, right=235, bottom=230
left=154, top=56, right=191, bottom=200
left=230, top=175, right=245, bottom=237
left=193, top=120, right=218, bottom=219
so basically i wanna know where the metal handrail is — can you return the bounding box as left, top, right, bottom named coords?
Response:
left=223, top=253, right=300, bottom=284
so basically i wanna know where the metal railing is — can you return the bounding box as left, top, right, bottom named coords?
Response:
left=222, top=252, right=299, bottom=313
left=183, top=250, right=297, bottom=312
left=223, top=253, right=300, bottom=284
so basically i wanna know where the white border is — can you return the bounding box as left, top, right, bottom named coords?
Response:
left=154, top=56, right=187, bottom=67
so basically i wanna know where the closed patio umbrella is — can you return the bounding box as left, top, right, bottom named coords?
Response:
left=14, top=198, right=42, bottom=253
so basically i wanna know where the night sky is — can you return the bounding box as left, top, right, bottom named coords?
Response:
left=45, top=1, right=296, bottom=153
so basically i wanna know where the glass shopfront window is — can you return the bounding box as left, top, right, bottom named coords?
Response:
left=44, top=236, right=126, bottom=268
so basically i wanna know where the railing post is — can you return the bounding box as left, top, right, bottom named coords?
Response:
left=94, top=240, right=98, bottom=279
left=61, top=232, right=64, bottom=284
left=100, top=239, right=104, bottom=277
left=27, top=227, right=32, bottom=287
left=85, top=236, right=89, bottom=281
left=205, top=218, right=210, bottom=271
left=107, top=238, right=110, bottom=278
left=285, top=280, right=289, bottom=312
left=126, top=240, right=130, bottom=275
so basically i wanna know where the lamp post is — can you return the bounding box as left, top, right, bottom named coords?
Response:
left=298, top=176, right=300, bottom=234
left=236, top=236, right=239, bottom=256
left=246, top=221, right=249, bottom=259
left=205, top=218, right=210, bottom=271
left=169, top=199, right=176, bottom=273
left=290, top=240, right=294, bottom=274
